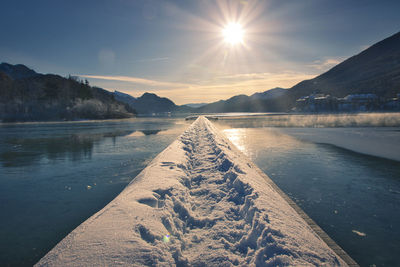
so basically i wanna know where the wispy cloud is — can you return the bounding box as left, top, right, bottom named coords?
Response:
left=78, top=74, right=190, bottom=88
left=216, top=72, right=293, bottom=80
left=133, top=57, right=170, bottom=63
left=307, top=57, right=346, bottom=71
left=80, top=71, right=314, bottom=104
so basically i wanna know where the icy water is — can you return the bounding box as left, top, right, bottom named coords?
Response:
left=213, top=119, right=400, bottom=267
left=0, top=115, right=399, bottom=266
left=0, top=118, right=190, bottom=266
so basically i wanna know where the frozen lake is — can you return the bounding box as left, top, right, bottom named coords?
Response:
left=213, top=118, right=400, bottom=267
left=0, top=114, right=399, bottom=266
left=0, top=118, right=190, bottom=266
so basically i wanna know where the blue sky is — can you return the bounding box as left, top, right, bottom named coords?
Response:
left=1, top=0, right=399, bottom=104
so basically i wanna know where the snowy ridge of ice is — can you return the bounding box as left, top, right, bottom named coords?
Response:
left=36, top=117, right=347, bottom=266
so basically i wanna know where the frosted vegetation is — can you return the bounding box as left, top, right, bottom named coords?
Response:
left=71, top=99, right=130, bottom=118
left=37, top=117, right=346, bottom=266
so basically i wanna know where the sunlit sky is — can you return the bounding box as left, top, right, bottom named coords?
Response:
left=1, top=0, right=400, bottom=104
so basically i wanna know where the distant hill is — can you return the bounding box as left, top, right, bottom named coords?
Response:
left=0, top=63, right=136, bottom=122
left=197, top=88, right=290, bottom=113
left=250, top=87, right=287, bottom=100
left=113, top=91, right=193, bottom=114
left=184, top=103, right=208, bottom=108
left=198, top=31, right=400, bottom=113
left=198, top=95, right=257, bottom=113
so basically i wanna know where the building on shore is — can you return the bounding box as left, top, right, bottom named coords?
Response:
left=295, top=93, right=400, bottom=112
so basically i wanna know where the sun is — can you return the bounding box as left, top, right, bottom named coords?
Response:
left=222, top=23, right=244, bottom=45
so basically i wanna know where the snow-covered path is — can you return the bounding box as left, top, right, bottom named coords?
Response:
left=36, top=117, right=352, bottom=266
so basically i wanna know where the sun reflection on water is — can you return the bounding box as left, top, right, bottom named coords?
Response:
left=222, top=127, right=303, bottom=160
left=223, top=128, right=249, bottom=156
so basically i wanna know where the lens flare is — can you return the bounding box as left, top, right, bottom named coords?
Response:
left=163, top=233, right=171, bottom=243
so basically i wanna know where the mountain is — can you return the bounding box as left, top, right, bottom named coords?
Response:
left=197, top=89, right=290, bottom=113
left=250, top=87, right=287, bottom=100
left=184, top=103, right=209, bottom=108
left=113, top=91, right=193, bottom=114
left=0, top=63, right=136, bottom=122
left=286, top=31, right=400, bottom=103
left=113, top=91, right=137, bottom=108
left=0, top=63, right=39, bottom=79
left=199, top=31, right=400, bottom=113
left=132, top=92, right=176, bottom=114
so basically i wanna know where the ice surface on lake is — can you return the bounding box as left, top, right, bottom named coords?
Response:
left=280, top=127, right=400, bottom=161
left=36, top=117, right=347, bottom=266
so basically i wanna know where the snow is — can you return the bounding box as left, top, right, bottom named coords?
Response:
left=36, top=117, right=348, bottom=266
left=280, top=127, right=400, bottom=162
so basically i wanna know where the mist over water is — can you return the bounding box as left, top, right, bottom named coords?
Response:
left=216, top=112, right=400, bottom=128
